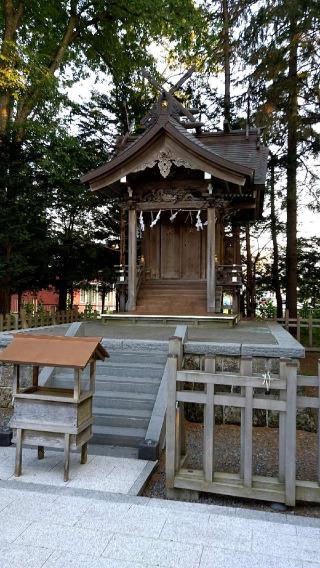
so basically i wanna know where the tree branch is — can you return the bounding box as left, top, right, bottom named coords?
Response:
left=14, top=8, right=80, bottom=140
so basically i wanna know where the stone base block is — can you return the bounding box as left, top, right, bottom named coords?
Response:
left=138, top=439, right=159, bottom=461
left=0, top=427, right=12, bottom=446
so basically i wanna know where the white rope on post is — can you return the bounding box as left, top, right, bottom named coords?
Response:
left=170, top=209, right=180, bottom=222
left=139, top=211, right=145, bottom=232
left=195, top=209, right=203, bottom=231
left=150, top=210, right=161, bottom=228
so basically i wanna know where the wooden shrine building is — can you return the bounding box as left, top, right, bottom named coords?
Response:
left=82, top=69, right=269, bottom=316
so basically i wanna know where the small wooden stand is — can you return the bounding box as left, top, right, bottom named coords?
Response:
left=0, top=334, right=108, bottom=481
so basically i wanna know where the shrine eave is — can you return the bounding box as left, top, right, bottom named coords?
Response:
left=81, top=117, right=254, bottom=192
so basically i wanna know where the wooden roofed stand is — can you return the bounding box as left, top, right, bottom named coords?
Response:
left=82, top=68, right=269, bottom=317
left=0, top=335, right=108, bottom=481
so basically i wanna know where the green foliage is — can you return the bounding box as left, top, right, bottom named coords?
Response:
left=256, top=299, right=276, bottom=319
left=297, top=238, right=320, bottom=307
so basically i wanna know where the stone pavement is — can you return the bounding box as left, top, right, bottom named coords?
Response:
left=0, top=446, right=154, bottom=495
left=0, top=480, right=320, bottom=568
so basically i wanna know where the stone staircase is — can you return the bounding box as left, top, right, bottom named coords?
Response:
left=135, top=279, right=208, bottom=315
left=49, top=350, right=167, bottom=449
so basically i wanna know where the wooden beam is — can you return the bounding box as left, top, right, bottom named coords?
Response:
left=127, top=208, right=137, bottom=310
left=137, top=201, right=206, bottom=212
left=207, top=207, right=216, bottom=312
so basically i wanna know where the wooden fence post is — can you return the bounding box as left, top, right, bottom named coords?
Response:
left=285, top=361, right=298, bottom=506
left=296, top=314, right=301, bottom=343
left=166, top=354, right=178, bottom=489
left=169, top=335, right=186, bottom=456
left=20, top=309, right=28, bottom=329
left=204, top=355, right=215, bottom=482
left=240, top=356, right=253, bottom=480
left=169, top=336, right=183, bottom=369
left=279, top=358, right=288, bottom=483
left=244, top=384, right=253, bottom=488
left=5, top=314, right=11, bottom=331
left=318, top=359, right=320, bottom=487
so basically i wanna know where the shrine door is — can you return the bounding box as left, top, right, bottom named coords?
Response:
left=159, top=219, right=205, bottom=279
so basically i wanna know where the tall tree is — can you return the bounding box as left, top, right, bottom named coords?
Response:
left=0, top=0, right=203, bottom=314
left=269, top=154, right=284, bottom=317
left=239, top=0, right=320, bottom=317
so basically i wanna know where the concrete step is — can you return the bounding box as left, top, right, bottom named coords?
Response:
left=105, top=352, right=168, bottom=364
left=51, top=377, right=160, bottom=395
left=91, top=425, right=146, bottom=447
left=93, top=407, right=151, bottom=428
left=55, top=366, right=163, bottom=380
left=47, top=348, right=167, bottom=452
left=142, top=279, right=206, bottom=287
left=93, top=391, right=155, bottom=411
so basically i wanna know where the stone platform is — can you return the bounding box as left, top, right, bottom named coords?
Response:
left=82, top=319, right=304, bottom=359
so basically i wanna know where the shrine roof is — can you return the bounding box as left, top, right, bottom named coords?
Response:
left=81, top=68, right=269, bottom=191
left=0, top=334, right=109, bottom=368
left=197, top=131, right=269, bottom=185
left=81, top=114, right=257, bottom=189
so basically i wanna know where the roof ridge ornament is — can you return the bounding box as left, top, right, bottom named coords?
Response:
left=141, top=67, right=201, bottom=131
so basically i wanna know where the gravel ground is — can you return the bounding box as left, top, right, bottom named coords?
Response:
left=0, top=408, right=12, bottom=429
left=143, top=422, right=320, bottom=518
left=300, top=351, right=319, bottom=375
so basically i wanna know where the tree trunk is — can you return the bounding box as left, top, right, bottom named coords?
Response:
left=0, top=287, right=11, bottom=315
left=222, top=0, right=231, bottom=124
left=286, top=19, right=298, bottom=318
left=245, top=224, right=254, bottom=317
left=69, top=286, right=74, bottom=309
left=17, top=290, right=23, bottom=313
left=270, top=156, right=283, bottom=318
left=58, top=283, right=68, bottom=311
left=0, top=1, right=24, bottom=139
left=101, top=289, right=106, bottom=314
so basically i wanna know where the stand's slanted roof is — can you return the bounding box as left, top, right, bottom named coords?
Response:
left=81, top=69, right=269, bottom=193
left=0, top=334, right=109, bottom=368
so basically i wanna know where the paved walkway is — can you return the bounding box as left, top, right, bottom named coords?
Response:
left=0, top=481, right=319, bottom=568
left=0, top=446, right=154, bottom=495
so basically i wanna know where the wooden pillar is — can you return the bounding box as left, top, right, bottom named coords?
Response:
left=232, top=224, right=241, bottom=264
left=120, top=207, right=126, bottom=267
left=207, top=207, right=216, bottom=312
left=127, top=208, right=137, bottom=311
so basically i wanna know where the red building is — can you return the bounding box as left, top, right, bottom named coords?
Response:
left=10, top=286, right=116, bottom=314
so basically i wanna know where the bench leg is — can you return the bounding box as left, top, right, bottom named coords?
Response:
left=38, top=446, right=45, bottom=460
left=80, top=442, right=87, bottom=465
left=15, top=429, right=23, bottom=477
left=64, top=434, right=70, bottom=482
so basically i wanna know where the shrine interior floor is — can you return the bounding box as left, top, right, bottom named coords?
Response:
left=0, top=472, right=320, bottom=568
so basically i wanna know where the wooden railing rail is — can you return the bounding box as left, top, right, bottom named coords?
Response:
left=166, top=355, right=320, bottom=506
left=0, top=309, right=98, bottom=333
left=276, top=309, right=320, bottom=348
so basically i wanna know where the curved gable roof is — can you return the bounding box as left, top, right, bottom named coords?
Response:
left=81, top=115, right=254, bottom=191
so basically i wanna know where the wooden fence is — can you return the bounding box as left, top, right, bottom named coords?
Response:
left=0, top=309, right=98, bottom=332
left=277, top=310, right=320, bottom=348
left=166, top=352, right=320, bottom=506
